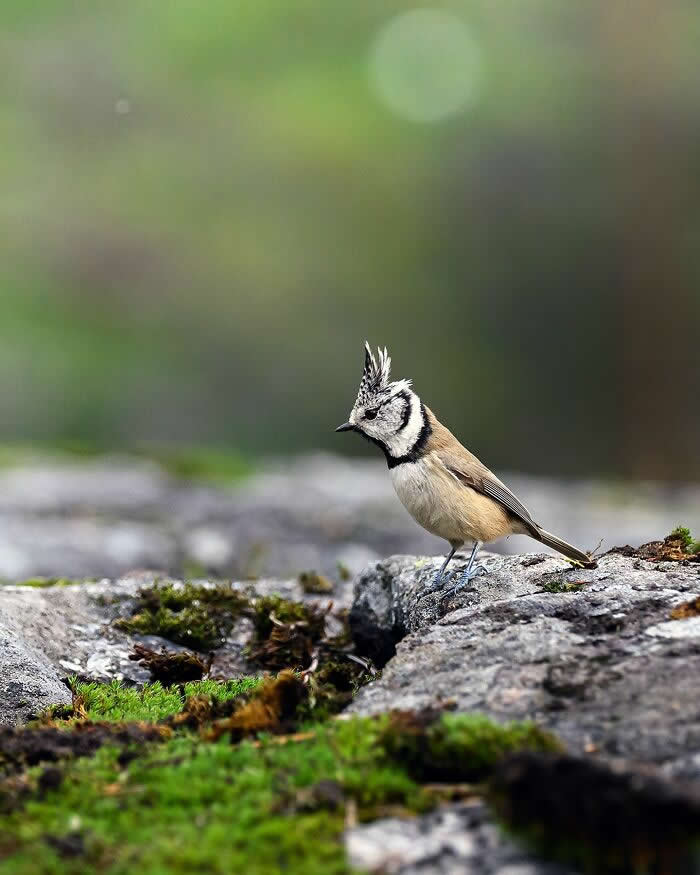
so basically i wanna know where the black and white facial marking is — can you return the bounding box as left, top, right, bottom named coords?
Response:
left=339, top=343, right=432, bottom=467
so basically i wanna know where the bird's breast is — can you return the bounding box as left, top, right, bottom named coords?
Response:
left=390, top=457, right=432, bottom=512
left=389, top=456, right=460, bottom=541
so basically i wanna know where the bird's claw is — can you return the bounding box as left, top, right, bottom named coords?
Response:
left=422, top=570, right=456, bottom=597
left=470, top=563, right=489, bottom=580
left=440, top=563, right=489, bottom=601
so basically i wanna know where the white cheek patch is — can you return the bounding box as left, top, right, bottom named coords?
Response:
left=384, top=396, right=424, bottom=458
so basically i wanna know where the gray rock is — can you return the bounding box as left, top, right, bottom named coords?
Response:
left=1, top=575, right=179, bottom=694
left=0, top=616, right=72, bottom=726
left=349, top=552, right=700, bottom=776
left=344, top=551, right=700, bottom=874
left=349, top=550, right=539, bottom=666
left=645, top=616, right=700, bottom=639
left=345, top=800, right=576, bottom=875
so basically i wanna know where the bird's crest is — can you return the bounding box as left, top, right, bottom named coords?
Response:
left=355, top=342, right=411, bottom=407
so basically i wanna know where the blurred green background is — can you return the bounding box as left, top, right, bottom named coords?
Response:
left=2, top=0, right=699, bottom=480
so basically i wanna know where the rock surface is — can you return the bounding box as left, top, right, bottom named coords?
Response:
left=343, top=550, right=700, bottom=873
left=0, top=615, right=72, bottom=726
left=349, top=551, right=700, bottom=779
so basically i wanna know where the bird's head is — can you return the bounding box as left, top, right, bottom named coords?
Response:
left=336, top=342, right=426, bottom=461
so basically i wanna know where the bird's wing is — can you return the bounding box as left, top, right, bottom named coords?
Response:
left=434, top=447, right=539, bottom=536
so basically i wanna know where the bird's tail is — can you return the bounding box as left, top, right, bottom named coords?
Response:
left=534, top=528, right=596, bottom=567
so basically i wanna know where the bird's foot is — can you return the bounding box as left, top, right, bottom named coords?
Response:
left=440, top=563, right=489, bottom=601
left=422, top=568, right=455, bottom=597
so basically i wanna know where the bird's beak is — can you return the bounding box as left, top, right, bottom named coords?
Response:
left=335, top=421, right=355, bottom=433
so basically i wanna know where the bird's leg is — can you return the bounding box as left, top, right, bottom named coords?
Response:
left=442, top=542, right=489, bottom=600
left=423, top=545, right=458, bottom=594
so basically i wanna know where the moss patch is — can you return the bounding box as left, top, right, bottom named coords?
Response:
left=608, top=527, right=700, bottom=563
left=63, top=677, right=263, bottom=724
left=113, top=582, right=339, bottom=670
left=305, top=658, right=375, bottom=720
left=669, top=526, right=700, bottom=555
left=114, top=582, right=369, bottom=702
left=539, top=579, right=588, bottom=594
left=128, top=644, right=212, bottom=684
left=206, top=671, right=308, bottom=741
left=379, top=708, right=562, bottom=783
left=1, top=735, right=350, bottom=874
left=114, top=581, right=250, bottom=650
left=248, top=595, right=330, bottom=670
left=299, top=571, right=334, bottom=594
left=0, top=707, right=560, bottom=875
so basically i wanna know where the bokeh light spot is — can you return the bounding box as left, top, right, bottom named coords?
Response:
left=369, top=8, right=482, bottom=123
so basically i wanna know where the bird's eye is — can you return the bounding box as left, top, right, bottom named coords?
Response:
left=365, top=409, right=378, bottom=420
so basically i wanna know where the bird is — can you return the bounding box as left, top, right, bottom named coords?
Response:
left=335, top=343, right=595, bottom=597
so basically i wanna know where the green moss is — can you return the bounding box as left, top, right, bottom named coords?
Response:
left=66, top=677, right=262, bottom=723
left=114, top=581, right=250, bottom=650
left=539, top=580, right=587, bottom=594
left=670, top=526, right=700, bottom=554
left=115, top=606, right=220, bottom=650
left=250, top=596, right=326, bottom=642
left=75, top=678, right=181, bottom=723
left=301, top=660, right=374, bottom=722
left=128, top=643, right=211, bottom=684
left=0, top=711, right=564, bottom=875
left=0, top=736, right=351, bottom=875
left=247, top=595, right=329, bottom=670
left=113, top=582, right=335, bottom=661
left=113, top=583, right=369, bottom=709
left=299, top=571, right=334, bottom=594
left=429, top=713, right=561, bottom=777
left=182, top=678, right=262, bottom=703
left=670, top=526, right=692, bottom=551
left=380, top=710, right=562, bottom=783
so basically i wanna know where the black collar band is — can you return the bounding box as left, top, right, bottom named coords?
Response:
left=385, top=403, right=431, bottom=468
left=343, top=402, right=431, bottom=469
